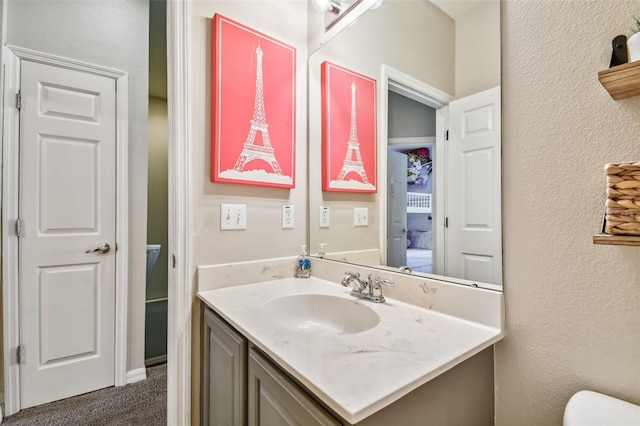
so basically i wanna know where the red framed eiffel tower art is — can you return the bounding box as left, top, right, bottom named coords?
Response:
left=212, top=14, right=296, bottom=188
left=321, top=61, right=377, bottom=193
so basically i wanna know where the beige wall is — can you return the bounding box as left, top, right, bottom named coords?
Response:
left=497, top=0, right=640, bottom=424
left=456, top=0, right=501, bottom=98
left=189, top=1, right=308, bottom=269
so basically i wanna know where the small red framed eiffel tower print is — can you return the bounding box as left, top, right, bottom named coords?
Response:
left=321, top=61, right=377, bottom=193
left=212, top=14, right=296, bottom=188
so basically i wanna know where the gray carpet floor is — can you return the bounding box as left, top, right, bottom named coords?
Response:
left=3, top=363, right=166, bottom=425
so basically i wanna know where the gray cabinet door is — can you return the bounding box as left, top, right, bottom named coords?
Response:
left=247, top=348, right=341, bottom=426
left=202, top=308, right=247, bottom=426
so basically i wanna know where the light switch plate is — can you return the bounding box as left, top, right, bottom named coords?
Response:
left=282, top=205, right=294, bottom=229
left=221, top=204, right=247, bottom=230
left=319, top=206, right=330, bottom=228
left=354, top=207, right=368, bottom=227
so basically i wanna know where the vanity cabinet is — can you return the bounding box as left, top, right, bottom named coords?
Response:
left=248, top=347, right=341, bottom=426
left=202, top=305, right=494, bottom=426
left=202, top=308, right=247, bottom=426
left=202, top=307, right=339, bottom=426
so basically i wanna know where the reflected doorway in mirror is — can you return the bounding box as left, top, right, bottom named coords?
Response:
left=321, top=61, right=377, bottom=193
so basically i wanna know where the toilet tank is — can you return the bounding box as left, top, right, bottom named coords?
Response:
left=564, top=390, right=640, bottom=425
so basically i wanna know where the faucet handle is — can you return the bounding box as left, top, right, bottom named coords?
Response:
left=370, top=276, right=393, bottom=303
left=372, top=276, right=394, bottom=288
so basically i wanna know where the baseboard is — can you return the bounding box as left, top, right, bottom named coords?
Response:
left=125, top=367, right=147, bottom=385
left=145, top=354, right=167, bottom=367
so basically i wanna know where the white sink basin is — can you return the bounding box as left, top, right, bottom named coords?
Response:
left=261, top=293, right=380, bottom=335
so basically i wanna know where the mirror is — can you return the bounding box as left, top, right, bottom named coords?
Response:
left=308, top=0, right=384, bottom=53
left=308, top=0, right=502, bottom=290
left=319, top=0, right=361, bottom=30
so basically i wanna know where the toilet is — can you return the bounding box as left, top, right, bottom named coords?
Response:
left=564, top=390, right=640, bottom=425
left=146, top=244, right=161, bottom=288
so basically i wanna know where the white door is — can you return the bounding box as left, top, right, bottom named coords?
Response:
left=386, top=149, right=407, bottom=268
left=445, top=86, right=502, bottom=286
left=19, top=60, right=117, bottom=408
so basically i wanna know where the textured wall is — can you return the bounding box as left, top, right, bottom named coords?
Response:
left=497, top=1, right=640, bottom=424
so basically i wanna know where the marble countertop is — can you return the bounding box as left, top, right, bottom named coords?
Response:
left=198, top=277, right=502, bottom=424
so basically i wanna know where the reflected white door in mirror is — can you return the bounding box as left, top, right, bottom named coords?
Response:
left=380, top=67, right=501, bottom=290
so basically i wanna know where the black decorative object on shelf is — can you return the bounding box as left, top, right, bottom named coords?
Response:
left=610, top=35, right=628, bottom=67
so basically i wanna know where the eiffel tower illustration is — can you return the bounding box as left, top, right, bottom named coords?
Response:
left=233, top=44, right=283, bottom=175
left=336, top=81, right=369, bottom=184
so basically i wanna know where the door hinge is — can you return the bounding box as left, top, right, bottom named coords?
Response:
left=16, top=91, right=21, bottom=110
left=16, top=345, right=23, bottom=364
left=445, top=217, right=449, bottom=228
left=445, top=130, right=449, bottom=141
left=15, top=218, right=23, bottom=237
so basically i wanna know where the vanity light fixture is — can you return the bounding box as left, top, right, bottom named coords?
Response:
left=312, top=0, right=341, bottom=14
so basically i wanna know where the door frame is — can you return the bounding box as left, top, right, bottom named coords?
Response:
left=378, top=65, right=453, bottom=274
left=166, top=1, right=191, bottom=424
left=1, top=45, right=130, bottom=416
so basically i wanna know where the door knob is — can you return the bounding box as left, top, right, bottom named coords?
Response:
left=85, top=243, right=111, bottom=254
left=402, top=227, right=408, bottom=233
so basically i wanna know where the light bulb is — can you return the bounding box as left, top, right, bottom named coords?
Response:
left=311, top=0, right=332, bottom=11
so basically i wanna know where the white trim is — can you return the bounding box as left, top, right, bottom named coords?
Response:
left=1, top=46, right=129, bottom=414
left=387, top=136, right=436, bottom=151
left=388, top=136, right=436, bottom=145
left=434, top=106, right=447, bottom=275
left=114, top=74, right=129, bottom=387
left=378, top=65, right=453, bottom=269
left=5, top=45, right=125, bottom=79
left=2, top=46, right=22, bottom=418
left=125, top=367, right=148, bottom=385
left=166, top=0, right=191, bottom=424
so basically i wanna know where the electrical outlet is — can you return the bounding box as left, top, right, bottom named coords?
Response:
left=319, top=206, right=330, bottom=228
left=220, top=204, right=247, bottom=230
left=282, top=205, right=294, bottom=229
left=354, top=207, right=368, bottom=227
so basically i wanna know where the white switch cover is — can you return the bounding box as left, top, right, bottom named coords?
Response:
left=319, top=206, right=330, bottom=228
left=354, top=207, right=368, bottom=227
left=282, top=205, right=294, bottom=229
left=221, top=204, right=247, bottom=230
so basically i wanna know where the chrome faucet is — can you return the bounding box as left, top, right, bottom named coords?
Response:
left=341, top=272, right=394, bottom=303
left=399, top=265, right=412, bottom=274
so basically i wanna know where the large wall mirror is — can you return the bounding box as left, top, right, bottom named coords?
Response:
left=308, top=0, right=502, bottom=291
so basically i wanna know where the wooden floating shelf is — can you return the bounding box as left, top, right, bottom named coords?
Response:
left=593, top=233, right=640, bottom=246
left=598, top=60, right=640, bottom=100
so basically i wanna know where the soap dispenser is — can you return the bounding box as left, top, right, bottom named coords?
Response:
left=296, top=245, right=311, bottom=278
